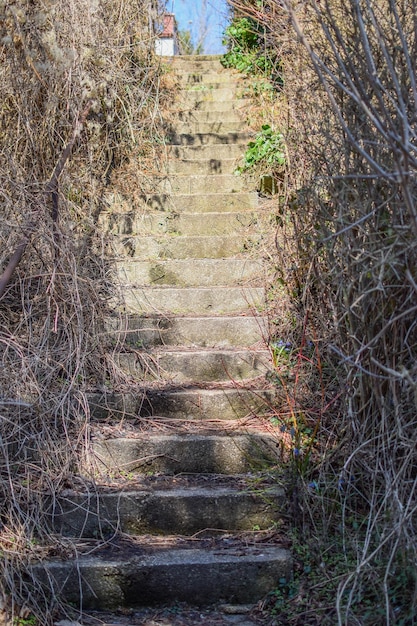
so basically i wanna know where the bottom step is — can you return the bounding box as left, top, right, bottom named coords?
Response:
left=33, top=542, right=291, bottom=609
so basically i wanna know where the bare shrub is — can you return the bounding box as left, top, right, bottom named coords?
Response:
left=228, top=0, right=417, bottom=622
left=0, top=0, right=166, bottom=621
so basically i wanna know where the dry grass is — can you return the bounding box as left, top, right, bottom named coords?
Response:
left=0, top=0, right=171, bottom=622
left=227, top=0, right=417, bottom=623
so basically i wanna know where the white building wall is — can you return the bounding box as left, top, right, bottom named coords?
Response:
left=155, top=38, right=175, bottom=56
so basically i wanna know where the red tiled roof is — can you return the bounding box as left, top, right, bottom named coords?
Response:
left=161, top=13, right=175, bottom=38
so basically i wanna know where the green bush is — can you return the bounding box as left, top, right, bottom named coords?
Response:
left=222, top=17, right=281, bottom=83
left=236, top=124, right=285, bottom=175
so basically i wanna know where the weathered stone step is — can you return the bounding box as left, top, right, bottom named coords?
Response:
left=114, top=315, right=268, bottom=348
left=177, top=86, right=238, bottom=103
left=169, top=120, right=245, bottom=136
left=117, top=258, right=264, bottom=287
left=110, top=234, right=253, bottom=259
left=130, top=191, right=258, bottom=213
left=174, top=100, right=247, bottom=113
left=92, top=433, right=279, bottom=475
left=154, top=173, right=246, bottom=195
left=88, top=388, right=275, bottom=421
left=173, top=67, right=239, bottom=85
left=168, top=142, right=246, bottom=160
left=50, top=479, right=284, bottom=537
left=167, top=130, right=252, bottom=146
left=102, top=211, right=260, bottom=237
left=165, top=54, right=224, bottom=70
left=123, top=286, right=265, bottom=314
left=176, top=109, right=243, bottom=123
left=33, top=541, right=292, bottom=608
left=117, top=348, right=270, bottom=383
left=166, top=157, right=237, bottom=176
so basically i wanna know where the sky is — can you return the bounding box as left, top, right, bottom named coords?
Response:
left=165, top=0, right=231, bottom=54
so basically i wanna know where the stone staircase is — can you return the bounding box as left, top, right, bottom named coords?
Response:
left=36, top=55, right=291, bottom=616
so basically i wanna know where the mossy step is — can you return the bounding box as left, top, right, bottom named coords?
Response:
left=175, top=109, right=243, bottom=123
left=167, top=130, right=252, bottom=146
left=175, top=74, right=240, bottom=89
left=101, top=211, right=260, bottom=237
left=153, top=174, right=247, bottom=195
left=88, top=387, right=275, bottom=421
left=166, top=157, right=238, bottom=176
left=169, top=121, right=245, bottom=136
left=92, top=433, right=279, bottom=475
left=165, top=53, right=224, bottom=67
left=122, top=285, right=265, bottom=314
left=116, top=258, right=264, bottom=287
left=117, top=348, right=271, bottom=383
left=176, top=86, right=239, bottom=103
left=32, top=541, right=292, bottom=609
left=110, top=234, right=254, bottom=259
left=123, top=191, right=258, bottom=213
left=49, top=478, right=284, bottom=537
left=168, top=143, right=246, bottom=160
left=111, top=314, right=268, bottom=348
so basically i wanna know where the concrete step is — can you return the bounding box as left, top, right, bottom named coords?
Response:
left=49, top=478, right=284, bottom=537
left=112, top=315, right=268, bottom=348
left=153, top=173, right=246, bottom=195
left=116, top=258, right=264, bottom=287
left=117, top=348, right=271, bottom=383
left=176, top=109, right=243, bottom=123
left=173, top=67, right=240, bottom=85
left=102, top=211, right=260, bottom=237
left=167, top=130, right=252, bottom=146
left=92, top=433, right=279, bottom=475
left=129, top=191, right=258, bottom=213
left=33, top=540, right=292, bottom=609
left=123, top=286, right=265, bottom=314
left=164, top=54, right=224, bottom=71
left=110, top=234, right=255, bottom=259
left=168, top=142, right=246, bottom=160
left=88, top=388, right=275, bottom=421
left=174, top=100, right=247, bottom=113
left=166, top=157, right=238, bottom=176
left=177, top=86, right=239, bottom=103
left=169, top=120, right=245, bottom=136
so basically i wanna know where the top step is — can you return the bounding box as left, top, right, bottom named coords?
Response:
left=163, top=55, right=225, bottom=73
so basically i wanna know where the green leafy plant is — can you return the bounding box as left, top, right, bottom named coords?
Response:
left=222, top=17, right=281, bottom=84
left=13, top=616, right=37, bottom=626
left=236, top=124, right=285, bottom=174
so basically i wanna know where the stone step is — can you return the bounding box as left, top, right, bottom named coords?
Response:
left=174, top=99, right=247, bottom=113
left=154, top=173, right=246, bottom=195
left=165, top=54, right=224, bottom=71
left=116, top=258, right=264, bottom=287
left=169, top=120, right=245, bottom=136
left=129, top=191, right=258, bottom=213
left=88, top=388, right=275, bottom=421
left=177, top=86, right=238, bottom=103
left=49, top=478, right=284, bottom=537
left=110, top=234, right=254, bottom=259
left=102, top=211, right=260, bottom=237
left=173, top=68, right=240, bottom=85
left=112, top=315, right=268, bottom=348
left=123, top=286, right=265, bottom=314
left=92, top=433, right=279, bottom=475
left=168, top=142, right=246, bottom=160
left=176, top=109, right=243, bottom=123
left=166, top=157, right=238, bottom=176
left=167, top=130, right=252, bottom=146
left=33, top=541, right=292, bottom=609
left=117, top=348, right=271, bottom=383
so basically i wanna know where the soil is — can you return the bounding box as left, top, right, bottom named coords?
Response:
left=60, top=602, right=278, bottom=626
